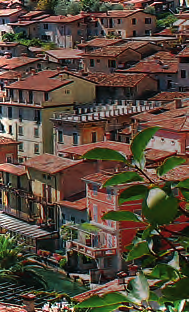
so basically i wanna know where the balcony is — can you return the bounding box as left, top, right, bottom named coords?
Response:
left=2, top=205, right=36, bottom=222
left=66, top=240, right=116, bottom=259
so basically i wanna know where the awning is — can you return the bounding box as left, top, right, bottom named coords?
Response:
left=0, top=213, right=58, bottom=240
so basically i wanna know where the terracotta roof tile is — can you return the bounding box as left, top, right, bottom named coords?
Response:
left=7, top=70, right=72, bottom=92
left=92, top=9, right=142, bottom=18
left=39, top=13, right=85, bottom=23
left=0, top=8, right=22, bottom=15
left=46, top=48, right=84, bottom=59
left=0, top=163, right=26, bottom=175
left=149, top=92, right=189, bottom=101
left=177, top=46, right=189, bottom=57
left=0, top=56, right=41, bottom=70
left=61, top=141, right=132, bottom=157
left=84, top=43, right=142, bottom=57
left=77, top=38, right=123, bottom=48
left=0, top=70, right=21, bottom=80
left=145, top=149, right=176, bottom=161
left=0, top=136, right=19, bottom=144
left=141, top=115, right=189, bottom=132
left=57, top=197, right=87, bottom=210
left=24, top=153, right=83, bottom=174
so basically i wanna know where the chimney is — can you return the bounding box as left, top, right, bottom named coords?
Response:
left=17, top=73, right=22, bottom=81
left=21, top=294, right=36, bottom=312
left=175, top=98, right=182, bottom=109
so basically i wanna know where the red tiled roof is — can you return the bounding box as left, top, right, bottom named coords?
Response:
left=39, top=13, right=84, bottom=23
left=21, top=10, right=46, bottom=18
left=9, top=20, right=37, bottom=26
left=0, top=56, right=41, bottom=70
left=141, top=115, right=189, bottom=132
left=61, top=141, right=132, bottom=157
left=0, top=136, right=19, bottom=144
left=0, top=70, right=21, bottom=80
left=6, top=70, right=73, bottom=92
left=92, top=9, right=142, bottom=18
left=45, top=48, right=84, bottom=59
left=0, top=8, right=22, bottom=15
left=57, top=197, right=87, bottom=210
left=177, top=46, right=189, bottom=57
left=125, top=51, right=178, bottom=74
left=145, top=149, right=176, bottom=161
left=0, top=163, right=26, bottom=175
left=83, top=43, right=142, bottom=57
left=149, top=92, right=189, bottom=101
left=0, top=303, right=27, bottom=312
left=73, top=72, right=148, bottom=87
left=24, top=153, right=83, bottom=174
left=156, top=28, right=175, bottom=36
left=0, top=42, right=19, bottom=47
left=77, top=38, right=123, bottom=48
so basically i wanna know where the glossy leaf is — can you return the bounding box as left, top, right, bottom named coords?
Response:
left=142, top=195, right=178, bottom=226
left=162, top=278, right=189, bottom=300
left=180, top=188, right=189, bottom=201
left=157, top=156, right=186, bottom=176
left=77, top=292, right=128, bottom=308
left=177, top=179, right=189, bottom=189
left=127, top=241, right=150, bottom=261
left=131, top=127, right=159, bottom=162
left=103, top=171, right=143, bottom=187
left=146, top=264, right=179, bottom=281
left=92, top=303, right=123, bottom=312
left=82, top=148, right=129, bottom=163
left=128, top=272, right=149, bottom=302
left=119, top=185, right=148, bottom=205
left=168, top=252, right=180, bottom=271
left=102, top=211, right=142, bottom=222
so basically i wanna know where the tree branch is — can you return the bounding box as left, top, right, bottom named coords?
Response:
left=134, top=165, right=154, bottom=184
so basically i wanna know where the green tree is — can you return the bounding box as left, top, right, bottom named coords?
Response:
left=54, top=0, right=82, bottom=15
left=37, top=0, right=57, bottom=13
left=157, top=14, right=177, bottom=28
left=75, top=127, right=189, bottom=311
left=0, top=234, right=46, bottom=288
left=143, top=5, right=156, bottom=15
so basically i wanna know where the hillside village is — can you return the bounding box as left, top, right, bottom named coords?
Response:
left=0, top=0, right=188, bottom=310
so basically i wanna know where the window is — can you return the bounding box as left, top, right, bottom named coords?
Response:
left=71, top=216, right=75, bottom=223
left=77, top=22, right=80, bottom=27
left=44, top=23, right=48, bottom=29
left=42, top=184, right=46, bottom=199
left=19, top=108, right=23, bottom=121
left=107, top=188, right=113, bottom=201
left=92, top=184, right=98, bottom=196
left=2, top=19, right=5, bottom=25
left=108, top=60, right=116, bottom=68
left=133, top=30, right=136, bottom=37
left=19, top=142, right=23, bottom=151
left=19, top=157, right=24, bottom=163
left=6, top=172, right=9, bottom=184
left=73, top=132, right=78, bottom=145
left=145, top=29, right=150, bottom=35
left=34, top=127, right=39, bottom=138
left=8, top=125, right=12, bottom=134
left=95, top=21, right=98, bottom=27
left=101, top=18, right=104, bottom=24
left=58, top=130, right=63, bottom=143
left=34, top=109, right=41, bottom=123
left=132, top=18, right=136, bottom=25
left=161, top=138, right=165, bottom=143
left=34, top=143, right=39, bottom=154
left=9, top=89, right=14, bottom=99
left=44, top=92, right=49, bottom=101
left=6, top=155, right=13, bottom=163
left=8, top=107, right=12, bottom=119
left=171, top=141, right=175, bottom=145
left=29, top=91, right=33, bottom=104
left=145, top=18, right=151, bottom=24
left=17, top=176, right=21, bottom=189
left=47, top=185, right=52, bottom=203
left=0, top=122, right=4, bottom=133
left=18, top=126, right=23, bottom=136
left=97, top=59, right=100, bottom=63
left=62, top=213, right=65, bottom=224
left=0, top=106, right=2, bottom=114
left=117, top=18, right=121, bottom=24
left=19, top=90, right=23, bottom=103
left=181, top=69, right=186, bottom=78
left=93, top=204, right=98, bottom=223
left=90, top=59, right=95, bottom=67
left=91, top=131, right=97, bottom=143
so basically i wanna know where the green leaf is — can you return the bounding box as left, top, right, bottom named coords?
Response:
left=177, top=179, right=189, bottom=189
left=162, top=278, right=189, bottom=301
left=149, top=291, right=159, bottom=302
left=92, top=303, right=122, bottom=312
left=77, top=292, right=128, bottom=308
left=168, top=252, right=180, bottom=271
left=146, top=264, right=179, bottom=281
left=142, top=226, right=154, bottom=240
left=157, top=156, right=186, bottom=176
left=102, top=211, right=142, bottom=222
left=127, top=241, right=150, bottom=261
left=142, top=194, right=178, bottom=226
left=82, top=148, right=129, bottom=163
left=128, top=272, right=149, bottom=302
left=119, top=185, right=148, bottom=205
left=103, top=171, right=143, bottom=187
left=131, top=127, right=159, bottom=162
left=180, top=188, right=189, bottom=201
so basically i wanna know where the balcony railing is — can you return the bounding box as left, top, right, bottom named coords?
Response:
left=66, top=240, right=116, bottom=259
left=2, top=205, right=35, bottom=222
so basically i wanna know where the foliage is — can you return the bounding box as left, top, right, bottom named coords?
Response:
left=143, top=5, right=156, bottom=15
left=37, top=0, right=57, bottom=13
left=2, top=32, right=56, bottom=48
left=54, top=0, right=82, bottom=15
left=79, top=127, right=189, bottom=311
left=0, top=234, right=46, bottom=288
left=59, top=257, right=67, bottom=269
left=156, top=14, right=177, bottom=28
